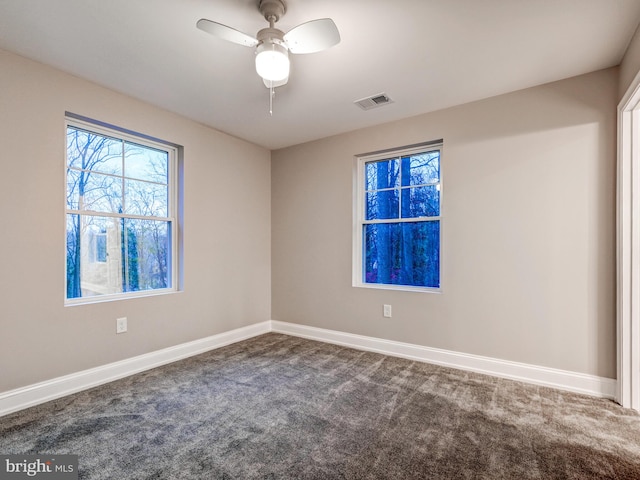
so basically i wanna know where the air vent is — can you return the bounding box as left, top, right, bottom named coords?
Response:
left=354, top=93, right=394, bottom=111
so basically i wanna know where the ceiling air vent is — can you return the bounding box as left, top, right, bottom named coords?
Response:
left=354, top=93, right=394, bottom=111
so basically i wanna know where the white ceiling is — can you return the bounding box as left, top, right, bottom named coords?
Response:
left=1, top=0, right=639, bottom=150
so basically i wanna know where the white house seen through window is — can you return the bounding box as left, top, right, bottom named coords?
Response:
left=354, top=142, right=441, bottom=290
left=65, top=119, right=177, bottom=302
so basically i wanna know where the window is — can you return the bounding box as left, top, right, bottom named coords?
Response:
left=354, top=142, right=442, bottom=291
left=65, top=118, right=177, bottom=303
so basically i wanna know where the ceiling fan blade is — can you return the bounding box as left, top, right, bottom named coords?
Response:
left=284, top=18, right=340, bottom=54
left=196, top=19, right=258, bottom=47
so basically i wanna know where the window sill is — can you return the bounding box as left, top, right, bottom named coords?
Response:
left=352, top=283, right=441, bottom=294
left=64, top=288, right=181, bottom=307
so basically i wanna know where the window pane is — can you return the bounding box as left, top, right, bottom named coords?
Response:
left=68, top=169, right=123, bottom=212
left=401, top=185, right=440, bottom=218
left=365, top=159, right=399, bottom=191
left=66, top=127, right=122, bottom=175
left=124, top=179, right=168, bottom=217
left=66, top=214, right=171, bottom=299
left=364, top=221, right=439, bottom=288
left=366, top=190, right=399, bottom=220
left=401, top=151, right=440, bottom=186
left=125, top=142, right=168, bottom=183
left=66, top=214, right=81, bottom=299
left=66, top=169, right=81, bottom=210
left=76, top=172, right=122, bottom=213
left=121, top=218, right=171, bottom=292
left=66, top=214, right=123, bottom=299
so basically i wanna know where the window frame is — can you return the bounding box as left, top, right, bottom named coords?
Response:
left=353, top=141, right=443, bottom=293
left=64, top=116, right=179, bottom=305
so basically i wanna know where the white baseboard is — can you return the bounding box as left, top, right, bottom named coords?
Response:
left=0, top=319, right=617, bottom=417
left=0, top=321, right=271, bottom=417
left=271, top=320, right=617, bottom=400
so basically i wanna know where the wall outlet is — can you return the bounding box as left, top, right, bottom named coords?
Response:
left=383, top=304, right=392, bottom=318
left=116, top=317, right=128, bottom=334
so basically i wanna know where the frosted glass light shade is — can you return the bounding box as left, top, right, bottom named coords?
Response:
left=255, top=42, right=290, bottom=82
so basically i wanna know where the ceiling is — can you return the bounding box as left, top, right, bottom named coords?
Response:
left=1, top=0, right=639, bottom=150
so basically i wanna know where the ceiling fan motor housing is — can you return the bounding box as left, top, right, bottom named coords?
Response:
left=257, top=27, right=285, bottom=45
left=259, top=0, right=286, bottom=23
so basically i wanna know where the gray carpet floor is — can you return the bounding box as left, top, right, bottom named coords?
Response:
left=1, top=333, right=640, bottom=479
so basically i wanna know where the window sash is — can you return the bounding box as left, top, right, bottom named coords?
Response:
left=65, top=118, right=178, bottom=304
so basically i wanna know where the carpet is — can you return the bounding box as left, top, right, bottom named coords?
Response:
left=1, top=333, right=639, bottom=479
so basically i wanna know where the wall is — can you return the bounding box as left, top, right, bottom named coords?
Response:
left=272, top=68, right=618, bottom=379
left=620, top=22, right=640, bottom=98
left=0, top=49, right=271, bottom=393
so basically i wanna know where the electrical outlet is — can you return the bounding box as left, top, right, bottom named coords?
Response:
left=116, top=317, right=128, bottom=334
left=383, top=304, right=392, bottom=318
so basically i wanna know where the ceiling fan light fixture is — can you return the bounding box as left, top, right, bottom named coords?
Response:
left=255, top=41, right=290, bottom=82
left=197, top=0, right=340, bottom=92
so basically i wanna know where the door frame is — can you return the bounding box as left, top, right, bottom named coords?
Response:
left=618, top=71, right=640, bottom=410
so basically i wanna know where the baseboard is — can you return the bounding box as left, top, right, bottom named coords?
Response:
left=0, top=319, right=617, bottom=417
left=0, top=321, right=271, bottom=417
left=271, top=320, right=617, bottom=400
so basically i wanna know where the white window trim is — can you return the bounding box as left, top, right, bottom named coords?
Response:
left=352, top=141, right=443, bottom=293
left=64, top=116, right=179, bottom=305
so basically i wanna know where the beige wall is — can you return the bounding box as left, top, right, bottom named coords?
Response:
left=0, top=49, right=271, bottom=393
left=0, top=43, right=622, bottom=395
left=272, top=68, right=618, bottom=379
left=620, top=23, right=640, bottom=98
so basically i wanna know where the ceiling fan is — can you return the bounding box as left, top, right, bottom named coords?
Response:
left=196, top=0, right=340, bottom=89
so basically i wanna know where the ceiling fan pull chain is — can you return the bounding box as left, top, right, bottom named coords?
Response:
left=269, top=83, right=275, bottom=116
